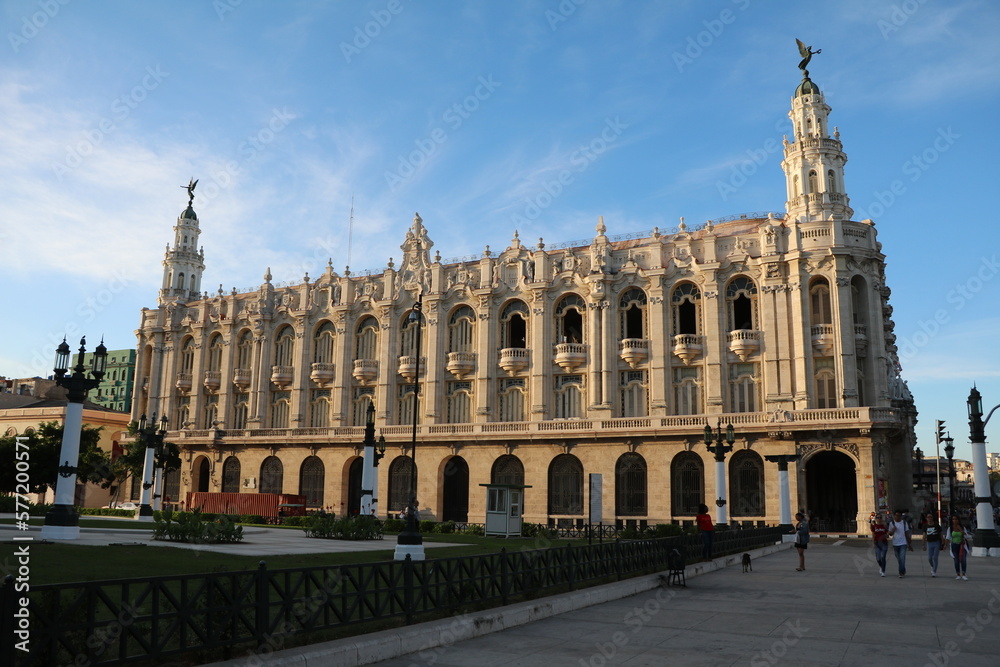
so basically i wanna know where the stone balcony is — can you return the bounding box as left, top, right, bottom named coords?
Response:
left=446, top=352, right=476, bottom=379
left=499, top=347, right=529, bottom=375
left=810, top=324, right=835, bottom=356
left=553, top=343, right=587, bottom=372
left=353, top=359, right=378, bottom=385
left=233, top=368, right=252, bottom=390
left=619, top=339, right=650, bottom=368
left=854, top=324, right=868, bottom=358
left=203, top=370, right=221, bottom=393
left=270, top=365, right=294, bottom=388
left=397, top=356, right=427, bottom=382
left=727, top=330, right=761, bottom=361
left=672, top=334, right=703, bottom=365
left=175, top=372, right=192, bottom=393
left=310, top=362, right=335, bottom=387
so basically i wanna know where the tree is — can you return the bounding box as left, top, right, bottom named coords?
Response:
left=0, top=421, right=111, bottom=495
left=100, top=422, right=181, bottom=506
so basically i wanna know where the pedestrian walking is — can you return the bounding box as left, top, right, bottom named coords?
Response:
left=870, top=512, right=888, bottom=577
left=696, top=504, right=714, bottom=560
left=949, top=515, right=971, bottom=580
left=888, top=510, right=912, bottom=577
left=922, top=512, right=945, bottom=577
left=792, top=512, right=809, bottom=571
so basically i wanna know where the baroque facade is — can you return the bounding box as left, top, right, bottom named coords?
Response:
left=131, top=67, right=917, bottom=531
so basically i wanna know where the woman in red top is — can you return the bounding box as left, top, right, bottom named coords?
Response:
left=871, top=512, right=889, bottom=577
left=696, top=503, right=714, bottom=560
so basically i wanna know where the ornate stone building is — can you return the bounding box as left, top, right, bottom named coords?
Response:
left=131, top=67, right=917, bottom=531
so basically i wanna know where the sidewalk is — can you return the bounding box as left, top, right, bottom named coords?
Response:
left=210, top=539, right=1000, bottom=667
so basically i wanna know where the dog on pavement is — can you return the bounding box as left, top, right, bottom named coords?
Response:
left=741, top=553, right=752, bottom=573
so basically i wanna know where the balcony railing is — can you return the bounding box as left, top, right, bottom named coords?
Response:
left=446, top=351, right=476, bottom=379
left=169, top=407, right=902, bottom=442
left=203, top=370, right=221, bottom=392
left=233, top=368, right=252, bottom=390
left=672, top=334, right=703, bottom=365
left=310, top=362, right=335, bottom=387
left=727, top=329, right=761, bottom=361
left=270, top=365, right=294, bottom=388
left=618, top=339, right=650, bottom=368
left=498, top=348, right=529, bottom=375
left=810, top=324, right=835, bottom=356
left=352, top=359, right=378, bottom=385
left=175, top=372, right=192, bottom=393
left=553, top=342, right=587, bottom=372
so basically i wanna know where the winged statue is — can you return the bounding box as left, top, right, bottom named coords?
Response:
left=182, top=177, right=198, bottom=205
left=796, top=39, right=821, bottom=72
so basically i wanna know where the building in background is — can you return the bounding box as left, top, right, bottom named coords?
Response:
left=131, top=62, right=917, bottom=531
left=83, top=348, right=136, bottom=413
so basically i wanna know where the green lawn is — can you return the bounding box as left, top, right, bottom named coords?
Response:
left=0, top=533, right=583, bottom=585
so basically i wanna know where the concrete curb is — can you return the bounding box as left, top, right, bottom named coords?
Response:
left=208, top=542, right=790, bottom=666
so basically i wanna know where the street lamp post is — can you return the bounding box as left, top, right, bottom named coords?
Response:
left=136, top=413, right=169, bottom=521
left=41, top=337, right=107, bottom=540
left=360, top=403, right=386, bottom=516
left=967, top=387, right=1000, bottom=555
left=704, top=420, right=735, bottom=528
left=395, top=293, right=425, bottom=560
left=943, top=437, right=955, bottom=520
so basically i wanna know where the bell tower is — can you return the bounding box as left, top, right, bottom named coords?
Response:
left=781, top=41, right=853, bottom=222
left=159, top=178, right=206, bottom=305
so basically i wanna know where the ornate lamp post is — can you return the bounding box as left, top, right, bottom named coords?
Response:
left=395, top=293, right=425, bottom=560
left=943, top=437, right=955, bottom=520
left=360, top=403, right=387, bottom=516
left=704, top=420, right=735, bottom=528
left=967, top=387, right=1000, bottom=555
left=136, top=412, right=169, bottom=520
left=41, top=337, right=107, bottom=540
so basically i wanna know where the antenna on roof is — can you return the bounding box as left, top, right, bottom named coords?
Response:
left=347, top=196, right=355, bottom=270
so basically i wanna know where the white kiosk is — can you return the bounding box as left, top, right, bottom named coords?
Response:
left=481, top=484, right=531, bottom=538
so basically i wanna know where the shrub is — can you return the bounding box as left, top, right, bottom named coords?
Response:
left=239, top=514, right=267, bottom=525
left=282, top=515, right=305, bottom=527
left=620, top=527, right=640, bottom=540
left=462, top=524, right=485, bottom=537
left=79, top=508, right=136, bottom=517
left=152, top=510, right=244, bottom=544
left=382, top=518, right=405, bottom=533
left=419, top=520, right=436, bottom=534
left=436, top=520, right=456, bottom=534
left=305, top=514, right=383, bottom=541
left=652, top=523, right=683, bottom=538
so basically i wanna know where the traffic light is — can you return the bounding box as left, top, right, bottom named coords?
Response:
left=935, top=420, right=946, bottom=444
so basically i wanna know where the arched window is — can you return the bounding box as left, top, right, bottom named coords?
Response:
left=202, top=400, right=218, bottom=429
left=615, top=452, right=647, bottom=516
left=207, top=334, right=223, bottom=372
left=555, top=294, right=586, bottom=343
left=500, top=301, right=528, bottom=348
left=619, top=288, right=647, bottom=340
left=221, top=456, right=241, bottom=493
left=620, top=371, right=647, bottom=418
left=259, top=456, right=283, bottom=494
left=671, top=451, right=704, bottom=516
left=180, top=338, right=195, bottom=373
left=310, top=391, right=330, bottom=427
left=448, top=306, right=475, bottom=353
left=356, top=317, right=379, bottom=360
left=388, top=456, right=415, bottom=512
left=398, top=383, right=420, bottom=426
left=548, top=454, right=583, bottom=515
left=270, top=391, right=290, bottom=428
left=353, top=389, right=374, bottom=427
left=792, top=174, right=800, bottom=198
left=176, top=272, right=185, bottom=289
left=446, top=382, right=472, bottom=424
left=400, top=308, right=424, bottom=357
left=300, top=456, right=325, bottom=508
left=273, top=326, right=295, bottom=367
left=729, top=363, right=758, bottom=413
left=808, top=170, right=818, bottom=194
left=491, top=455, right=524, bottom=486
left=810, top=278, right=832, bottom=325
left=726, top=276, right=757, bottom=331
left=554, top=375, right=583, bottom=419
left=498, top=378, right=526, bottom=422
left=815, top=358, right=837, bottom=408
left=233, top=395, right=248, bottom=429
left=729, top=451, right=765, bottom=517
left=671, top=283, right=701, bottom=335
left=313, top=321, right=335, bottom=364
left=236, top=330, right=254, bottom=370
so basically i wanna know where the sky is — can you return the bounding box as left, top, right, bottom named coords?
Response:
left=1, top=0, right=998, bottom=460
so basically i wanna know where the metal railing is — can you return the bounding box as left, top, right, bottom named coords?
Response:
left=6, top=527, right=783, bottom=665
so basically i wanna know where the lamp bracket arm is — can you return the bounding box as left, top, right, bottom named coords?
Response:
left=982, top=404, right=1000, bottom=428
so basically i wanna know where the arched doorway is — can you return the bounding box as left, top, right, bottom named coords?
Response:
left=347, top=457, right=363, bottom=516
left=300, top=456, right=325, bottom=509
left=805, top=450, right=858, bottom=532
left=193, top=456, right=211, bottom=493
left=441, top=456, right=469, bottom=522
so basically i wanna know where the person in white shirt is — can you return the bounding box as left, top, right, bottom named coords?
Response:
left=888, top=510, right=912, bottom=578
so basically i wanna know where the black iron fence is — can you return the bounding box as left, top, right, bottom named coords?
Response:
left=4, top=527, right=783, bottom=666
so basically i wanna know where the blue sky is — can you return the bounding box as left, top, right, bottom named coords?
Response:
left=2, top=1, right=998, bottom=459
